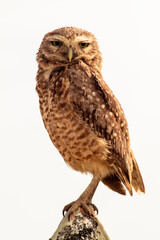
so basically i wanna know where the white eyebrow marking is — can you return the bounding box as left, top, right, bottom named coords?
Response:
left=46, top=34, right=93, bottom=42
left=46, top=35, right=67, bottom=41
left=74, top=35, right=93, bottom=42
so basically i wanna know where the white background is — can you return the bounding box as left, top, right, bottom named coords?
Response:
left=0, top=0, right=160, bottom=239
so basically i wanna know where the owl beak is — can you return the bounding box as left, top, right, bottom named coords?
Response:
left=68, top=47, right=73, bottom=62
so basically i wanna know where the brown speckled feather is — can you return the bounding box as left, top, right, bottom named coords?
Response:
left=64, top=61, right=133, bottom=194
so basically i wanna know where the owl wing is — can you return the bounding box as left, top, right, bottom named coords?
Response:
left=69, top=67, right=133, bottom=193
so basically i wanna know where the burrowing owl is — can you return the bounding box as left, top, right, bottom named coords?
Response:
left=36, top=27, right=145, bottom=218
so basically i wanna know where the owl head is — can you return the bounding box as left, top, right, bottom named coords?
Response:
left=37, top=27, right=102, bottom=68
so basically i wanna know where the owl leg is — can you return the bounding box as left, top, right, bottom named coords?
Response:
left=63, top=175, right=100, bottom=220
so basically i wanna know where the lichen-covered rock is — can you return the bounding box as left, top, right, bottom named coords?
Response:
left=50, top=208, right=110, bottom=240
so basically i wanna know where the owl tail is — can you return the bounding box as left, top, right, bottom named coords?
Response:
left=102, top=165, right=133, bottom=196
left=102, top=174, right=127, bottom=195
left=130, top=150, right=145, bottom=194
left=102, top=151, right=145, bottom=196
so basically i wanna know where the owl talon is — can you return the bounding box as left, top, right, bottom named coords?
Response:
left=63, top=200, right=98, bottom=220
left=89, top=203, right=98, bottom=214
left=63, top=201, right=75, bottom=216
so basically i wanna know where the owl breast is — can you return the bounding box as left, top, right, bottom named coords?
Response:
left=37, top=64, right=113, bottom=179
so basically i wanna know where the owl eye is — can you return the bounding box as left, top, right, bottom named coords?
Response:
left=51, top=40, right=62, bottom=46
left=79, top=42, right=89, bottom=48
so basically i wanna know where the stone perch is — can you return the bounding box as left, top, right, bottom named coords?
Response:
left=50, top=208, right=110, bottom=240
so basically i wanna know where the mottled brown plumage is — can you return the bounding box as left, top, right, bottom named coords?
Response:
left=36, top=27, right=145, bottom=217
